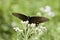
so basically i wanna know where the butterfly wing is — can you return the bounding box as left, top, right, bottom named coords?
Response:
left=12, top=13, right=28, bottom=21
left=29, top=16, right=49, bottom=26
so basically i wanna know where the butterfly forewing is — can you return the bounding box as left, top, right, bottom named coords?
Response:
left=13, top=13, right=28, bottom=21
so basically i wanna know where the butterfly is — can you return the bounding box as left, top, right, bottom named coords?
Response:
left=12, top=13, right=49, bottom=26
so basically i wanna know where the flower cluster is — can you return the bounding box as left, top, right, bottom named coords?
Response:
left=11, top=22, right=23, bottom=32
left=11, top=21, right=47, bottom=40
left=37, top=5, right=55, bottom=17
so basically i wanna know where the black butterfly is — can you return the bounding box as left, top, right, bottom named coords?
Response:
left=12, top=13, right=49, bottom=26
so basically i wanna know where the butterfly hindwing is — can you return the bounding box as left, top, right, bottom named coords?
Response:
left=12, top=13, right=28, bottom=21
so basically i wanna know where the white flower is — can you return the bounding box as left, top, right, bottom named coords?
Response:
left=45, top=6, right=55, bottom=17
left=30, top=23, right=36, bottom=27
left=47, top=12, right=55, bottom=17
left=40, top=26, right=47, bottom=31
left=39, top=31, right=43, bottom=35
left=44, top=6, right=51, bottom=12
left=35, top=27, right=43, bottom=35
left=13, top=27, right=23, bottom=32
left=21, top=20, right=29, bottom=24
left=27, top=24, right=30, bottom=27
left=38, top=29, right=43, bottom=35
left=40, top=5, right=51, bottom=13
left=40, top=5, right=55, bottom=17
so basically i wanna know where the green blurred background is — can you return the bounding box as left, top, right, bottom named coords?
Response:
left=0, top=0, right=60, bottom=40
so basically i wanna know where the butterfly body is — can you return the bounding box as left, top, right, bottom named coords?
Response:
left=13, top=13, right=49, bottom=26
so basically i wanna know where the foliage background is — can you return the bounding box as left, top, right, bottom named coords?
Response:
left=0, top=0, right=60, bottom=40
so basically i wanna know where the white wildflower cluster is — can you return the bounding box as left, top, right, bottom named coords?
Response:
left=11, top=22, right=23, bottom=32
left=30, top=23, right=36, bottom=27
left=11, top=21, right=47, bottom=40
left=40, top=26, right=47, bottom=31
left=35, top=27, right=43, bottom=35
left=27, top=23, right=36, bottom=28
left=12, top=20, right=47, bottom=40
left=36, top=26, right=47, bottom=35
left=13, top=27, right=23, bottom=32
left=21, top=20, right=29, bottom=29
left=37, top=5, right=55, bottom=17
left=28, top=23, right=47, bottom=40
left=21, top=20, right=29, bottom=24
left=40, top=6, right=51, bottom=13
left=11, top=22, right=24, bottom=40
